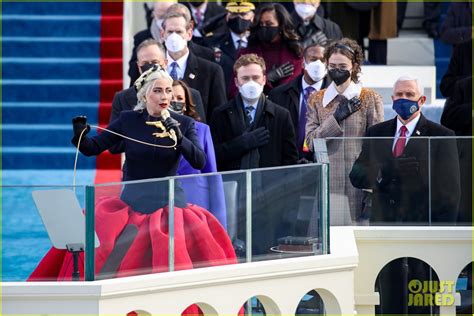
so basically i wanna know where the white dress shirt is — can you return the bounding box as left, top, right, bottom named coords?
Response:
left=392, top=113, right=421, bottom=150
left=230, top=31, right=249, bottom=50
left=322, top=81, right=362, bottom=108
left=166, top=51, right=189, bottom=80
left=191, top=3, right=207, bottom=37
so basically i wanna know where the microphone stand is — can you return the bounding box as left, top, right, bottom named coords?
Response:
left=66, top=243, right=84, bottom=281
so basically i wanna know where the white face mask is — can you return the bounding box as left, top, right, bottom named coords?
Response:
left=165, top=32, right=187, bottom=53
left=239, top=80, right=264, bottom=101
left=305, top=59, right=326, bottom=82
left=295, top=4, right=317, bottom=20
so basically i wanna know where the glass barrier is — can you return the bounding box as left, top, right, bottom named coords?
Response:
left=1, top=185, right=86, bottom=281
left=88, top=163, right=329, bottom=280
left=324, top=136, right=472, bottom=226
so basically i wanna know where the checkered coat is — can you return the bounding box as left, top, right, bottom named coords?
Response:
left=305, top=88, right=384, bottom=224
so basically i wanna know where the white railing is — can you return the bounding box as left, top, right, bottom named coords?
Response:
left=4, top=226, right=471, bottom=315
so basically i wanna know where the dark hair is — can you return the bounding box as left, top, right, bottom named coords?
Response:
left=172, top=80, right=201, bottom=122
left=303, top=42, right=325, bottom=61
left=136, top=39, right=166, bottom=57
left=324, top=38, right=364, bottom=83
left=248, top=3, right=303, bottom=58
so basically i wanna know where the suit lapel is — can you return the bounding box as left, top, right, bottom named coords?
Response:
left=221, top=34, right=237, bottom=60
left=404, top=114, right=428, bottom=157
left=125, top=87, right=138, bottom=111
left=183, top=52, right=199, bottom=84
left=227, top=97, right=247, bottom=135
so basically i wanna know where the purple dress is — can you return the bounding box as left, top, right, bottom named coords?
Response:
left=177, top=121, right=227, bottom=228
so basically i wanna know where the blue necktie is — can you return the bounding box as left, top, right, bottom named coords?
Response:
left=298, top=86, right=315, bottom=152
left=170, top=62, right=178, bottom=80
left=245, top=105, right=255, bottom=124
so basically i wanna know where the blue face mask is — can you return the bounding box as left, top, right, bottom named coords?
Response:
left=392, top=98, right=420, bottom=120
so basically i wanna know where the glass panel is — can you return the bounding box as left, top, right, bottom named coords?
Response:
left=249, top=164, right=326, bottom=262
left=92, top=178, right=170, bottom=280
left=177, top=170, right=248, bottom=269
left=430, top=137, right=471, bottom=225
left=326, top=136, right=472, bottom=226
left=2, top=185, right=86, bottom=281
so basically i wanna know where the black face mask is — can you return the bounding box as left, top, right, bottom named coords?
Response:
left=139, top=62, right=156, bottom=74
left=328, top=68, right=351, bottom=86
left=169, top=101, right=185, bottom=114
left=227, top=16, right=252, bottom=35
left=257, top=26, right=279, bottom=43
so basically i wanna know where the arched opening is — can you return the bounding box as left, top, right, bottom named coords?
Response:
left=375, top=257, right=440, bottom=315
left=295, top=290, right=325, bottom=315
left=456, top=261, right=473, bottom=315
left=181, top=303, right=217, bottom=315
left=239, top=295, right=280, bottom=315
left=127, top=310, right=151, bottom=316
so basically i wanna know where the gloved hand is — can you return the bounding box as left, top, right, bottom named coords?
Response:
left=240, top=127, right=270, bottom=150
left=381, top=156, right=420, bottom=184
left=163, top=116, right=183, bottom=144
left=72, top=116, right=90, bottom=138
left=333, top=96, right=362, bottom=123
left=267, top=62, right=295, bottom=84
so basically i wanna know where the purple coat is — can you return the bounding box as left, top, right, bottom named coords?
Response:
left=177, top=121, right=227, bottom=228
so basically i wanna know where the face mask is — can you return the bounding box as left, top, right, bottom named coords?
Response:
left=305, top=60, right=326, bottom=82
left=165, top=32, right=187, bottom=53
left=328, top=68, right=351, bottom=86
left=239, top=81, right=264, bottom=101
left=227, top=16, right=252, bottom=35
left=257, top=26, right=279, bottom=43
left=294, top=4, right=317, bottom=20
left=169, top=101, right=185, bottom=114
left=392, top=98, right=420, bottom=120
left=139, top=62, right=156, bottom=74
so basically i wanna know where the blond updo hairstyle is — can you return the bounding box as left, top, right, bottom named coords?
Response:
left=134, top=66, right=173, bottom=111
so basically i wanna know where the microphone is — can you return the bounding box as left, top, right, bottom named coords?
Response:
left=160, top=109, right=177, bottom=142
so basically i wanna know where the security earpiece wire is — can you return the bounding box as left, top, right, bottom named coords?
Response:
left=73, top=125, right=177, bottom=190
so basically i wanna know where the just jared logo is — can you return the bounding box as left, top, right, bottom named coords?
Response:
left=408, top=279, right=455, bottom=306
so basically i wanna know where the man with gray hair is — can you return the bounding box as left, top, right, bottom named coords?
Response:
left=349, top=76, right=461, bottom=313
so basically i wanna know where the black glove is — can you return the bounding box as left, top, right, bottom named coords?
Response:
left=240, top=127, right=270, bottom=150
left=163, top=117, right=183, bottom=144
left=381, top=157, right=420, bottom=184
left=297, top=157, right=312, bottom=164
left=267, top=62, right=295, bottom=84
left=333, top=96, right=362, bottom=123
left=72, top=116, right=90, bottom=138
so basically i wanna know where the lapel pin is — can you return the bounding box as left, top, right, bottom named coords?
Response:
left=189, top=73, right=196, bottom=80
left=416, top=130, right=421, bottom=135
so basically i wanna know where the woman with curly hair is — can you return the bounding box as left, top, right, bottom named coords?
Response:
left=305, top=38, right=384, bottom=225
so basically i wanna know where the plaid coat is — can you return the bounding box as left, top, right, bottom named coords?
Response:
left=305, top=87, right=384, bottom=224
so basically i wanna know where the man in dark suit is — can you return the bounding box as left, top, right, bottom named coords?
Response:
left=291, top=0, right=343, bottom=47
left=204, top=1, right=255, bottom=97
left=268, top=43, right=330, bottom=159
left=181, top=0, right=228, bottom=40
left=210, top=53, right=298, bottom=255
left=161, top=12, right=227, bottom=122
left=127, top=2, right=215, bottom=86
left=112, top=39, right=205, bottom=124
left=110, top=40, right=206, bottom=154
left=350, top=76, right=460, bottom=315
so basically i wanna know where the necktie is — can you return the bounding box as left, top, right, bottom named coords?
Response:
left=236, top=39, right=242, bottom=50
left=393, top=125, right=408, bottom=157
left=245, top=105, right=254, bottom=124
left=195, top=9, right=202, bottom=27
left=298, top=86, right=315, bottom=152
left=170, top=62, right=178, bottom=80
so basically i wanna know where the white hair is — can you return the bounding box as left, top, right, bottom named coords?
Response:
left=134, top=68, right=173, bottom=111
left=393, top=76, right=424, bottom=96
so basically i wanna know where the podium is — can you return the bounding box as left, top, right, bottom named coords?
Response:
left=32, top=189, right=100, bottom=281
